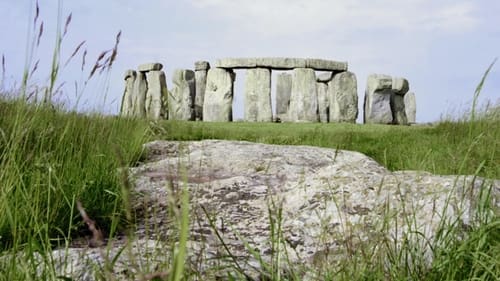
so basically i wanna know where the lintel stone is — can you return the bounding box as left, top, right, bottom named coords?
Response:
left=215, top=57, right=347, bottom=71
left=138, top=63, right=163, bottom=72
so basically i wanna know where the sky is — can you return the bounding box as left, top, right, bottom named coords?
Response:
left=0, top=0, right=499, bottom=122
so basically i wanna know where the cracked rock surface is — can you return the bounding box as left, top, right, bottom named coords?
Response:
left=34, top=140, right=499, bottom=280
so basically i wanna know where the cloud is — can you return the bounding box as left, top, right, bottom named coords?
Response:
left=188, top=0, right=479, bottom=36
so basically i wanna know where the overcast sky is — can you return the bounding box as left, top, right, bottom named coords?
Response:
left=1, top=0, right=499, bottom=122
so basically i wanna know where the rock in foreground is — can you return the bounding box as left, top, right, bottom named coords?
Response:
left=37, top=140, right=499, bottom=280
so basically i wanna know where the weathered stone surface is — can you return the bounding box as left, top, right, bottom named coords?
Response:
left=317, top=82, right=329, bottom=123
left=215, top=57, right=347, bottom=71
left=215, top=58, right=257, bottom=68
left=390, top=77, right=409, bottom=125
left=255, top=57, right=306, bottom=69
left=392, top=77, right=409, bottom=95
left=364, top=74, right=393, bottom=124
left=306, top=58, right=348, bottom=71
left=137, top=62, right=163, bottom=72
left=244, top=68, right=272, bottom=122
left=203, top=68, right=235, bottom=122
left=275, top=73, right=292, bottom=121
left=405, top=91, right=417, bottom=124
left=316, top=72, right=333, bottom=82
left=195, top=62, right=210, bottom=121
left=120, top=70, right=136, bottom=117
left=329, top=71, right=358, bottom=123
left=132, top=71, right=147, bottom=117
left=194, top=60, right=210, bottom=71
left=169, top=69, right=195, bottom=120
left=144, top=71, right=168, bottom=120
left=288, top=68, right=319, bottom=122
left=38, top=140, right=499, bottom=280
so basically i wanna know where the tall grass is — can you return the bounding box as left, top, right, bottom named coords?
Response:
left=0, top=100, right=149, bottom=250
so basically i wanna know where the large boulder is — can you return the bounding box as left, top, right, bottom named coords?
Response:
left=203, top=68, right=235, bottom=122
left=132, top=71, right=148, bottom=117
left=364, top=74, right=393, bottom=124
left=275, top=73, right=292, bottom=121
left=288, top=68, right=319, bottom=122
left=120, top=70, right=136, bottom=117
left=329, top=71, right=358, bottom=123
left=169, top=69, right=195, bottom=120
left=244, top=68, right=272, bottom=122
left=316, top=82, right=329, bottom=123
left=391, top=77, right=409, bottom=125
left=34, top=140, right=499, bottom=280
left=194, top=61, right=210, bottom=121
left=405, top=91, right=417, bottom=124
left=145, top=71, right=168, bottom=120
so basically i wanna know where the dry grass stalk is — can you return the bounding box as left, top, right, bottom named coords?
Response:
left=30, top=59, right=39, bottom=77
left=34, top=0, right=39, bottom=25
left=76, top=200, right=105, bottom=248
left=64, top=40, right=86, bottom=67
left=36, top=21, right=43, bottom=47
left=63, top=13, right=72, bottom=37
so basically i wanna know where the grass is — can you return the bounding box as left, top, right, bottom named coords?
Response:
left=153, top=114, right=499, bottom=179
left=0, top=1, right=498, bottom=279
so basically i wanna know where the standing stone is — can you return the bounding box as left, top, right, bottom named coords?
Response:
left=244, top=68, right=272, bottom=122
left=364, top=74, right=393, bottom=124
left=194, top=61, right=210, bottom=121
left=203, top=68, right=235, bottom=122
left=132, top=71, right=148, bottom=117
left=405, top=92, right=416, bottom=124
left=289, top=68, right=318, bottom=122
left=120, top=70, right=136, bottom=117
left=169, top=69, right=195, bottom=120
left=145, top=71, right=168, bottom=120
left=391, top=77, right=409, bottom=125
left=276, top=73, right=292, bottom=121
left=317, top=82, right=329, bottom=123
left=329, top=71, right=358, bottom=123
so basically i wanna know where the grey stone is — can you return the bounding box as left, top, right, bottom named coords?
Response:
left=329, top=71, right=358, bottom=123
left=29, top=140, right=499, bottom=280
left=214, top=58, right=257, bottom=69
left=306, top=58, right=348, bottom=71
left=132, top=71, right=147, bottom=117
left=364, top=74, right=393, bottom=124
left=137, top=62, right=163, bottom=72
left=392, top=77, right=410, bottom=95
left=244, top=68, right=272, bottom=122
left=405, top=92, right=416, bottom=124
left=195, top=61, right=210, bottom=71
left=203, top=68, right=235, bottom=122
left=390, top=93, right=408, bottom=125
left=288, top=68, right=318, bottom=122
left=169, top=69, right=195, bottom=120
left=317, top=82, right=329, bottom=123
left=390, top=77, right=410, bottom=125
left=255, top=57, right=307, bottom=69
left=194, top=62, right=211, bottom=121
left=120, top=70, right=136, bottom=117
left=215, top=57, right=347, bottom=71
left=145, top=71, right=168, bottom=120
left=316, top=72, right=333, bottom=82
left=275, top=73, right=293, bottom=121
